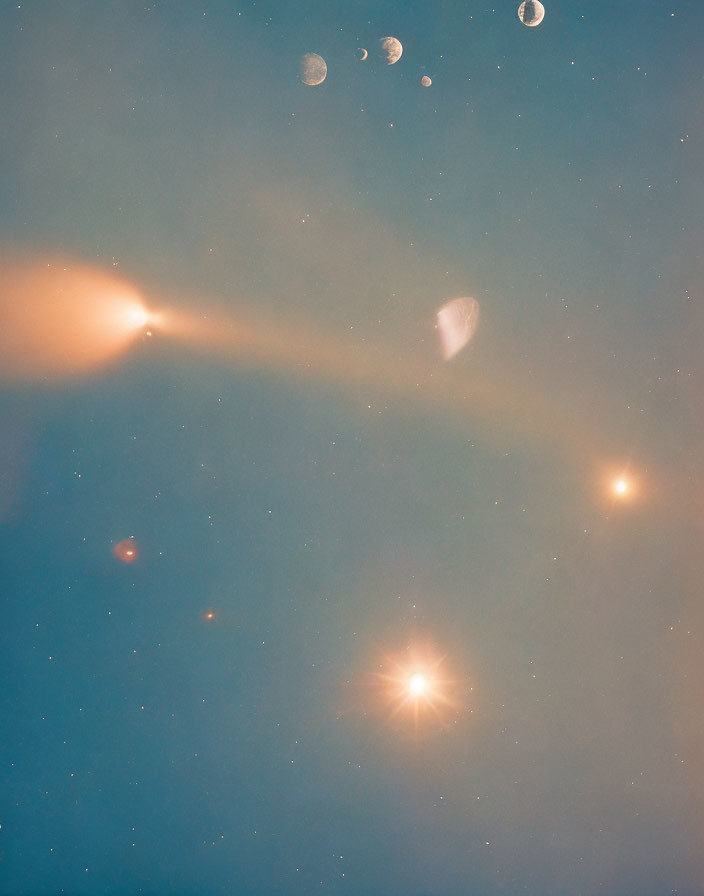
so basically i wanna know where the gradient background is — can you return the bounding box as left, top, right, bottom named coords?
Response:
left=2, top=1, right=704, bottom=894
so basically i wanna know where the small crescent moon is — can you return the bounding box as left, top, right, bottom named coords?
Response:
left=358, top=47, right=368, bottom=61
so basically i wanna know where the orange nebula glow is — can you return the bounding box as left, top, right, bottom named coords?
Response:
left=0, top=253, right=151, bottom=381
left=113, top=537, right=139, bottom=564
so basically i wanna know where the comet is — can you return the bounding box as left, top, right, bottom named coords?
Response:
left=0, top=253, right=152, bottom=382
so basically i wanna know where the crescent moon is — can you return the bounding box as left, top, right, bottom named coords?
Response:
left=358, top=47, right=368, bottom=61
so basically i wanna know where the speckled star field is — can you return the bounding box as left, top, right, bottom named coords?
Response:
left=1, top=2, right=704, bottom=894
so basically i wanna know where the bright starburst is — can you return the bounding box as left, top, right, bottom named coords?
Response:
left=408, top=672, right=427, bottom=697
left=374, top=644, right=461, bottom=729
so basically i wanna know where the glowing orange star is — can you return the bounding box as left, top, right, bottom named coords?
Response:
left=593, top=460, right=644, bottom=509
left=204, top=610, right=215, bottom=621
left=374, top=643, right=461, bottom=729
left=408, top=672, right=428, bottom=697
left=612, top=477, right=629, bottom=496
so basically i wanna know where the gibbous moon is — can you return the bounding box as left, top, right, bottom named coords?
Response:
left=421, top=75, right=432, bottom=87
left=357, top=47, right=368, bottom=61
left=517, top=0, right=545, bottom=26
left=378, top=36, right=403, bottom=65
left=300, top=52, right=327, bottom=86
left=436, top=297, right=479, bottom=360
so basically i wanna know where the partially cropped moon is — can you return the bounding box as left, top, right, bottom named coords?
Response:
left=436, top=297, right=479, bottom=360
left=357, top=47, right=368, bottom=61
left=378, top=36, right=403, bottom=65
left=421, top=75, right=432, bottom=87
left=518, top=0, right=545, bottom=26
left=300, top=52, right=327, bottom=86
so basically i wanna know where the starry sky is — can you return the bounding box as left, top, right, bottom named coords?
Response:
left=2, top=1, right=704, bottom=894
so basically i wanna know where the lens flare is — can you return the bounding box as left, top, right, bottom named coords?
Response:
left=0, top=253, right=151, bottom=381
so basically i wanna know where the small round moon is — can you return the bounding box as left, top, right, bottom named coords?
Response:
left=421, top=75, right=432, bottom=87
left=436, top=297, right=479, bottom=360
left=518, top=0, right=545, bottom=26
left=357, top=47, right=368, bottom=61
left=378, top=36, right=403, bottom=65
left=300, top=52, right=327, bottom=86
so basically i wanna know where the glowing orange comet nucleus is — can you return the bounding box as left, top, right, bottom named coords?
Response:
left=113, top=537, right=139, bottom=564
left=0, top=253, right=152, bottom=382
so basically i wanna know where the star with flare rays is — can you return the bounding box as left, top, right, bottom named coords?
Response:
left=374, top=643, right=462, bottom=730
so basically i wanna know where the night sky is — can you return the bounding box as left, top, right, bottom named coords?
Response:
left=2, top=2, right=704, bottom=894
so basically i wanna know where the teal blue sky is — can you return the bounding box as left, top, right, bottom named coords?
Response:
left=2, top=2, right=704, bottom=894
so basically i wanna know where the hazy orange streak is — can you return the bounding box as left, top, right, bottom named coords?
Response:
left=160, top=305, right=599, bottom=460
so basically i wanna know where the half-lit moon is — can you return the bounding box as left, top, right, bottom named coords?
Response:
left=436, top=297, right=479, bottom=360
left=378, top=36, right=403, bottom=65
left=300, top=52, right=327, bottom=86
left=357, top=47, right=368, bottom=61
left=518, top=0, right=545, bottom=26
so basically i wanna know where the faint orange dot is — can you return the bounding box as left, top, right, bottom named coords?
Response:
left=113, top=537, right=138, bottom=564
left=205, top=611, right=215, bottom=621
